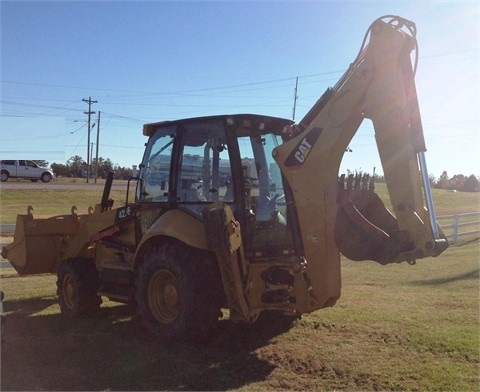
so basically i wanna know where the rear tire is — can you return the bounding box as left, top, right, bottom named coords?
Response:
left=136, top=241, right=223, bottom=341
left=56, top=258, right=101, bottom=316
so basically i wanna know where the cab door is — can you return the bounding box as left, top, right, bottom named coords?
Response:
left=25, top=160, right=41, bottom=179
left=236, top=134, right=296, bottom=258
left=137, top=124, right=176, bottom=236
left=17, top=160, right=28, bottom=178
left=174, top=119, right=235, bottom=217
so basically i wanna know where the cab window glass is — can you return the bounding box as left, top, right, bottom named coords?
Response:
left=138, top=126, right=175, bottom=202
left=177, top=121, right=233, bottom=203
left=238, top=134, right=292, bottom=254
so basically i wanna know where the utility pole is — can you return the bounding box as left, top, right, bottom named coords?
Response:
left=83, top=97, right=97, bottom=183
left=292, top=76, right=299, bottom=121
left=95, top=111, right=101, bottom=184
left=91, top=142, right=94, bottom=170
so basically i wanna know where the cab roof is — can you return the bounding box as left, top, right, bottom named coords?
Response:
left=143, top=114, right=294, bottom=137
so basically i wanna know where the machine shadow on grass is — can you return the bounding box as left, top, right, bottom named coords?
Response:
left=2, top=297, right=295, bottom=391
left=409, top=267, right=479, bottom=286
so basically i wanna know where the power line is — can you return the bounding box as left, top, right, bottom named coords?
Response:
left=2, top=46, right=476, bottom=97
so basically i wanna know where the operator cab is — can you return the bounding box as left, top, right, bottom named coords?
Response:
left=137, top=114, right=300, bottom=258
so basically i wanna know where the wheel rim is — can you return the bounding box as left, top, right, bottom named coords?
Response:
left=63, top=274, right=78, bottom=309
left=148, top=269, right=180, bottom=324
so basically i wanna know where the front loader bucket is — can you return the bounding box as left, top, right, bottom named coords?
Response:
left=2, top=209, right=79, bottom=275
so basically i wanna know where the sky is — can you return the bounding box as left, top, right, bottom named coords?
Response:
left=1, top=0, right=479, bottom=180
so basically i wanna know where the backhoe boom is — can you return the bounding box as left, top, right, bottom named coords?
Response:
left=273, top=16, right=447, bottom=309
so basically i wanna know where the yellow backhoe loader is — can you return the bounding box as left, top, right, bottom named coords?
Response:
left=2, top=16, right=448, bottom=340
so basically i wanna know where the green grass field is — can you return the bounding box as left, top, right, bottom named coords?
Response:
left=1, top=242, right=478, bottom=391
left=1, top=181, right=479, bottom=390
left=0, top=184, right=133, bottom=224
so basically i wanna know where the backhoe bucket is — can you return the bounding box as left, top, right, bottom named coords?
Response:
left=335, top=188, right=412, bottom=264
left=2, top=211, right=79, bottom=275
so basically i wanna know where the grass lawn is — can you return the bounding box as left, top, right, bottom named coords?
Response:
left=1, top=241, right=478, bottom=391
left=1, top=181, right=479, bottom=390
left=0, top=184, right=133, bottom=224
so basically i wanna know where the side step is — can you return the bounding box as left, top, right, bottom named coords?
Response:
left=99, top=264, right=135, bottom=303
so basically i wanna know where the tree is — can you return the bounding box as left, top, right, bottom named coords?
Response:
left=436, top=171, right=449, bottom=189
left=51, top=163, right=70, bottom=177
left=433, top=171, right=479, bottom=192
left=450, top=174, right=466, bottom=191
left=462, top=175, right=480, bottom=192
left=67, top=155, right=85, bottom=178
left=114, top=166, right=134, bottom=180
left=96, top=158, right=114, bottom=179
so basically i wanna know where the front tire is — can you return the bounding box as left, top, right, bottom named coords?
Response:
left=56, top=258, right=101, bottom=316
left=136, top=241, right=223, bottom=341
left=41, top=172, right=52, bottom=182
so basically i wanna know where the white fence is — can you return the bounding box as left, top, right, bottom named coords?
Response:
left=437, top=212, right=480, bottom=245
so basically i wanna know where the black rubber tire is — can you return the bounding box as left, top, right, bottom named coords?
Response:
left=136, top=241, right=223, bottom=341
left=0, top=171, right=8, bottom=182
left=41, top=172, right=52, bottom=183
left=56, top=258, right=101, bottom=316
